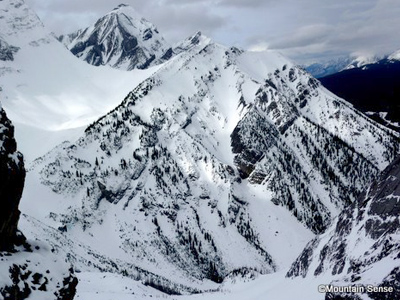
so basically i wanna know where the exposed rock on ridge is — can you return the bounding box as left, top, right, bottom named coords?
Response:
left=0, top=38, right=19, bottom=61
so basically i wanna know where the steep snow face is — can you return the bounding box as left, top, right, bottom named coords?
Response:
left=65, top=4, right=171, bottom=70
left=22, top=32, right=400, bottom=292
left=0, top=0, right=162, bottom=162
left=287, top=156, right=400, bottom=300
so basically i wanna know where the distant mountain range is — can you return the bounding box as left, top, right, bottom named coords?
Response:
left=318, top=56, right=400, bottom=131
left=304, top=54, right=394, bottom=78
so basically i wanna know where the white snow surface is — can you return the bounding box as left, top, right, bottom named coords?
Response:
left=73, top=271, right=328, bottom=300
left=388, top=49, right=400, bottom=61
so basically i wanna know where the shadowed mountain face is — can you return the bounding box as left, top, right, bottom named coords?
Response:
left=287, top=155, right=400, bottom=300
left=319, top=59, right=400, bottom=131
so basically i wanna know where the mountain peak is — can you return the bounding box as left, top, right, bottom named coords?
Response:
left=65, top=4, right=170, bottom=70
left=115, top=3, right=129, bottom=8
left=109, top=3, right=144, bottom=20
left=172, top=31, right=212, bottom=54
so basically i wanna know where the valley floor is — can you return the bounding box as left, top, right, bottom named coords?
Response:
left=74, top=271, right=327, bottom=300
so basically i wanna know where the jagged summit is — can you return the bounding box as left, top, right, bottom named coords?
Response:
left=172, top=31, right=211, bottom=54
left=108, top=3, right=152, bottom=27
left=64, top=4, right=171, bottom=70
left=115, top=3, right=129, bottom=8
left=3, top=0, right=400, bottom=297
left=112, top=4, right=140, bottom=14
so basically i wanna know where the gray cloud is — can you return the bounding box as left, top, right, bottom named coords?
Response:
left=25, top=0, right=400, bottom=64
left=217, top=0, right=273, bottom=8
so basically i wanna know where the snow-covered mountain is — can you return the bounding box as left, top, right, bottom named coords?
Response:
left=60, top=4, right=171, bottom=70
left=2, top=0, right=400, bottom=298
left=22, top=29, right=400, bottom=294
left=287, top=155, right=400, bottom=299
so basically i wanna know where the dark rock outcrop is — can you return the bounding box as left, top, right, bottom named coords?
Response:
left=0, top=107, right=25, bottom=251
left=0, top=38, right=19, bottom=61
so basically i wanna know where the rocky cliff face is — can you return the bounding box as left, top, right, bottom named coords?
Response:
left=0, top=106, right=25, bottom=251
left=287, top=155, right=400, bottom=300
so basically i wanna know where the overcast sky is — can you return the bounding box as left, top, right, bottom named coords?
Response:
left=25, top=0, right=400, bottom=64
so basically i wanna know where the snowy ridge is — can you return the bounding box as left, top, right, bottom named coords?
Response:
left=344, top=55, right=382, bottom=70
left=23, top=31, right=400, bottom=293
left=65, top=4, right=171, bottom=70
